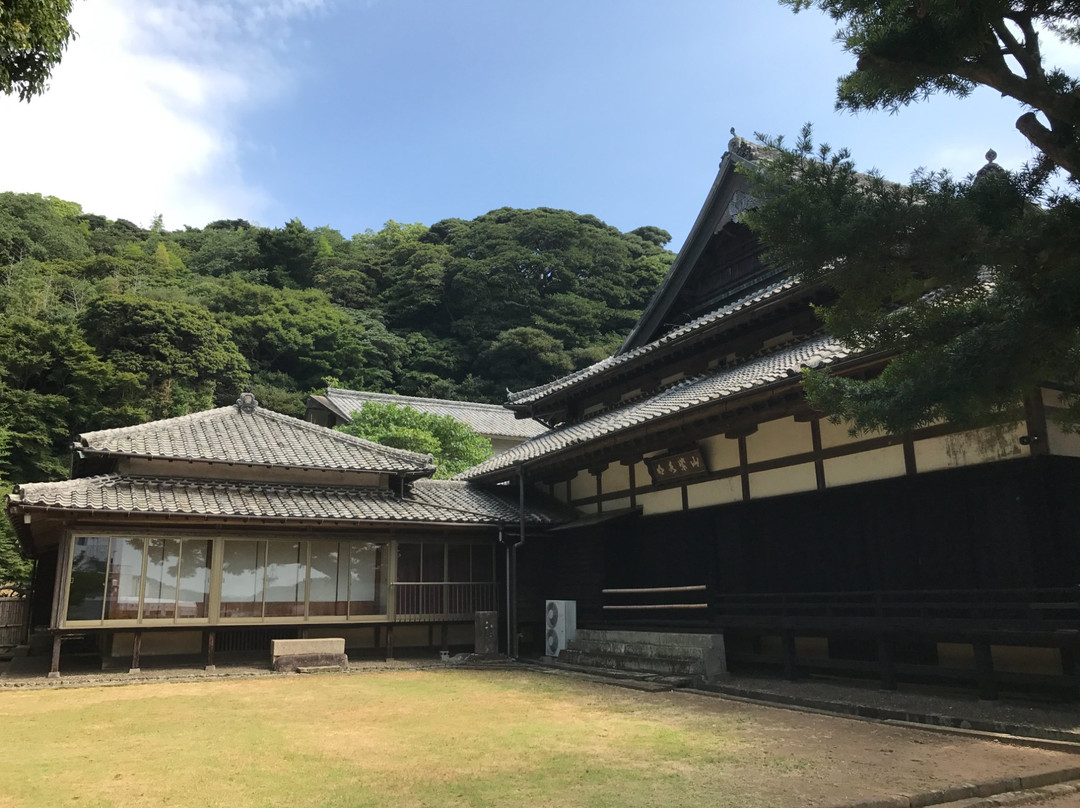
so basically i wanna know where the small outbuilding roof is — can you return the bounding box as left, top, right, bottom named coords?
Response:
left=316, top=388, right=548, bottom=440
left=76, top=396, right=435, bottom=477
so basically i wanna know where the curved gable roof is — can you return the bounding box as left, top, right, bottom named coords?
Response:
left=76, top=401, right=435, bottom=476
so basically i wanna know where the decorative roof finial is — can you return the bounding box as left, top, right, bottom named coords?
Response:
left=985, top=148, right=998, bottom=163
left=236, top=392, right=259, bottom=414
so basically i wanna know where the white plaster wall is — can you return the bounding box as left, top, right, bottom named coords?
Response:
left=823, top=445, right=906, bottom=487
left=633, top=460, right=651, bottom=488
left=1047, top=421, right=1080, bottom=457
left=1042, top=388, right=1067, bottom=408
left=745, top=417, right=813, bottom=464
left=698, top=434, right=740, bottom=474
left=748, top=463, right=817, bottom=499
left=576, top=502, right=599, bottom=516
left=817, top=418, right=889, bottom=450
left=601, top=463, right=631, bottom=495
left=604, top=497, right=632, bottom=513
left=914, top=423, right=1025, bottom=472
left=686, top=477, right=742, bottom=508
left=639, top=487, right=684, bottom=516
left=569, top=471, right=595, bottom=501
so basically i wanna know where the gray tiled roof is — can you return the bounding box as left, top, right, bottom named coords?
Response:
left=322, top=388, right=547, bottom=439
left=76, top=403, right=435, bottom=475
left=506, top=278, right=801, bottom=406
left=460, top=335, right=848, bottom=480
left=11, top=475, right=566, bottom=526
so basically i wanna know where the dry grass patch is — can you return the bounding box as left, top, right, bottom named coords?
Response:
left=0, top=669, right=1073, bottom=808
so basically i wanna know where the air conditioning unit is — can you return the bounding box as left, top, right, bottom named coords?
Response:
left=545, top=599, right=577, bottom=657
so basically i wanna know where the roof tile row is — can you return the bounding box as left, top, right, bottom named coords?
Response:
left=460, top=335, right=847, bottom=479
left=12, top=475, right=568, bottom=525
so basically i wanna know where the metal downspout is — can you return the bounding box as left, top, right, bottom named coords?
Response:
left=509, top=462, right=527, bottom=659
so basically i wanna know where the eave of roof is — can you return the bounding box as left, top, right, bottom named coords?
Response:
left=8, top=475, right=570, bottom=527
left=506, top=277, right=805, bottom=409
left=461, top=335, right=851, bottom=482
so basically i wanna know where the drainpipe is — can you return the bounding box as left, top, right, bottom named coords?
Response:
left=505, top=462, right=527, bottom=659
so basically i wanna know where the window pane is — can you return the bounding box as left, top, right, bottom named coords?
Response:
left=448, top=545, right=471, bottom=582
left=472, top=544, right=494, bottom=582
left=177, top=540, right=211, bottom=619
left=265, top=542, right=305, bottom=617
left=142, top=539, right=179, bottom=620
left=104, top=538, right=143, bottom=620
left=221, top=541, right=264, bottom=618
left=349, top=542, right=385, bottom=616
left=309, top=541, right=347, bottom=617
left=66, top=536, right=109, bottom=621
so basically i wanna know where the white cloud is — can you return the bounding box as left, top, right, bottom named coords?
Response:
left=0, top=0, right=325, bottom=229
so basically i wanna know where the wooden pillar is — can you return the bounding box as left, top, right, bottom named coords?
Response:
left=129, top=630, right=142, bottom=674
left=810, top=419, right=826, bottom=491
left=1061, top=640, right=1080, bottom=700
left=374, top=625, right=382, bottom=658
left=440, top=623, right=449, bottom=653
left=738, top=437, right=751, bottom=502
left=205, top=630, right=216, bottom=672
left=48, top=634, right=62, bottom=679
left=386, top=624, right=395, bottom=661
left=877, top=633, right=897, bottom=691
left=974, top=639, right=997, bottom=700
left=782, top=631, right=798, bottom=681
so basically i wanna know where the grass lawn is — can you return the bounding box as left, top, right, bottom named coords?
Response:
left=0, top=668, right=1073, bottom=808
left=0, top=669, right=807, bottom=808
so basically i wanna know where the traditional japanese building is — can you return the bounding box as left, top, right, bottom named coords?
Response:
left=6, top=393, right=566, bottom=675
left=306, top=387, right=547, bottom=455
left=461, top=136, right=1080, bottom=697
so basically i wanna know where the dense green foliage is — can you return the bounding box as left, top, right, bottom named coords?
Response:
left=784, top=1, right=1080, bottom=179
left=0, top=193, right=672, bottom=586
left=743, top=2, right=1080, bottom=433
left=336, top=402, right=494, bottom=479
left=0, top=0, right=76, bottom=101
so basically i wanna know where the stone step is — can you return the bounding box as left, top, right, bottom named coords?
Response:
left=559, top=649, right=705, bottom=678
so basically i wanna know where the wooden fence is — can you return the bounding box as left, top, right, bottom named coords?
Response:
left=0, top=597, right=28, bottom=646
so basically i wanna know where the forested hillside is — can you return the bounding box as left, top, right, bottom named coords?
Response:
left=0, top=193, right=674, bottom=491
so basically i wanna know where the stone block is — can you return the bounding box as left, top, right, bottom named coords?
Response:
left=270, top=638, right=347, bottom=673
left=475, top=611, right=498, bottom=655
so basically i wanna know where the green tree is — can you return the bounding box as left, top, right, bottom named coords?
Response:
left=741, top=2, right=1080, bottom=432
left=784, top=1, right=1080, bottom=178
left=336, top=401, right=493, bottom=479
left=80, top=295, right=249, bottom=420
left=0, top=0, right=76, bottom=101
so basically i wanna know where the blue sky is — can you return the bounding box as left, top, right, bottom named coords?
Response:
left=2, top=0, right=1077, bottom=249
